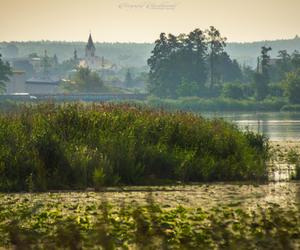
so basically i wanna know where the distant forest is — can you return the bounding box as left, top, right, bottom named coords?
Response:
left=0, top=36, right=300, bottom=68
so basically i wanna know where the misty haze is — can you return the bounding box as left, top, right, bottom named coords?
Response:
left=0, top=0, right=300, bottom=249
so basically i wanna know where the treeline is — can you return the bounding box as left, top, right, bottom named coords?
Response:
left=148, top=27, right=300, bottom=104
left=1, top=36, right=300, bottom=67
left=227, top=35, right=300, bottom=66
left=0, top=103, right=268, bottom=192
left=0, top=41, right=153, bottom=67
left=254, top=48, right=300, bottom=102
left=148, top=27, right=242, bottom=97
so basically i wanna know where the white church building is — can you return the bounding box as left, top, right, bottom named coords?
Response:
left=79, top=34, right=117, bottom=71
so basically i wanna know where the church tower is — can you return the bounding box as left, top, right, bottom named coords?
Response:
left=85, top=33, right=96, bottom=58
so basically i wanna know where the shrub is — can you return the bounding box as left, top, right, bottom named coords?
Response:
left=222, top=82, right=244, bottom=99
left=283, top=70, right=300, bottom=104
left=176, top=79, right=202, bottom=97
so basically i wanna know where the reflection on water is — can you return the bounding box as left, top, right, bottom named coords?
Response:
left=202, top=112, right=300, bottom=141
left=268, top=163, right=296, bottom=181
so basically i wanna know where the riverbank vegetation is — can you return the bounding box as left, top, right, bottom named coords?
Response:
left=0, top=103, right=269, bottom=192
left=147, top=27, right=300, bottom=110
left=146, top=96, right=287, bottom=112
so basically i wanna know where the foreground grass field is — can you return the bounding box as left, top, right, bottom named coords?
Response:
left=0, top=183, right=299, bottom=249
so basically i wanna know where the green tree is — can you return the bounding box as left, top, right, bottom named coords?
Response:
left=272, top=50, right=292, bottom=82
left=222, top=82, right=244, bottom=99
left=70, top=67, right=104, bottom=92
left=277, top=50, right=292, bottom=73
left=147, top=33, right=170, bottom=96
left=284, top=70, right=300, bottom=104
left=148, top=29, right=208, bottom=97
left=291, top=50, right=300, bottom=69
left=261, top=46, right=272, bottom=80
left=241, top=65, right=255, bottom=86
left=0, top=54, right=12, bottom=93
left=176, top=78, right=201, bottom=97
left=206, top=26, right=227, bottom=89
left=217, top=53, right=242, bottom=83
left=255, top=46, right=272, bottom=100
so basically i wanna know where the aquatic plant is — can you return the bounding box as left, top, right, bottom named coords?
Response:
left=0, top=193, right=299, bottom=249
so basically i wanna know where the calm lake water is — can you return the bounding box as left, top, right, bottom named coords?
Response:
left=202, top=112, right=300, bottom=141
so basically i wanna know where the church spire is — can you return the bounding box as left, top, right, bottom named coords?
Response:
left=87, top=33, right=95, bottom=50
left=86, top=33, right=96, bottom=57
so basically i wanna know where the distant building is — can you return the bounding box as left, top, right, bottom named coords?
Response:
left=25, top=76, right=60, bottom=94
left=30, top=57, right=42, bottom=72
left=5, top=56, right=61, bottom=94
left=6, top=70, right=27, bottom=94
left=7, top=58, right=34, bottom=78
left=79, top=34, right=117, bottom=71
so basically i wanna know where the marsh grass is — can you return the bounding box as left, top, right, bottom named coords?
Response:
left=147, top=96, right=287, bottom=112
left=0, top=103, right=269, bottom=191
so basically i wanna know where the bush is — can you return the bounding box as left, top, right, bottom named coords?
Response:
left=0, top=103, right=269, bottom=191
left=222, top=82, right=244, bottom=99
left=283, top=70, right=300, bottom=104
left=176, top=79, right=202, bottom=97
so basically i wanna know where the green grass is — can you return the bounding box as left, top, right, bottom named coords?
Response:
left=0, top=193, right=299, bottom=249
left=281, top=104, right=300, bottom=112
left=146, top=96, right=287, bottom=112
left=0, top=103, right=269, bottom=191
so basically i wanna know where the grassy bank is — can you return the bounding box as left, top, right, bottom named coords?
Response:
left=281, top=104, right=300, bottom=112
left=146, top=96, right=287, bottom=112
left=0, top=193, right=299, bottom=249
left=0, top=103, right=269, bottom=191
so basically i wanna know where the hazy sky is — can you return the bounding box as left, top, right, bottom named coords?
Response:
left=1, top=0, right=300, bottom=43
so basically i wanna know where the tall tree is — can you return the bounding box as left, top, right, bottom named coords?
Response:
left=275, top=50, right=292, bottom=81
left=291, top=50, right=300, bottom=69
left=148, top=33, right=170, bottom=96
left=216, top=52, right=243, bottom=82
left=255, top=46, right=272, bottom=100
left=261, top=46, right=272, bottom=79
left=185, top=29, right=208, bottom=88
left=0, top=54, right=12, bottom=93
left=284, top=70, right=300, bottom=104
left=148, top=29, right=208, bottom=97
left=206, top=26, right=227, bottom=89
left=242, top=65, right=255, bottom=84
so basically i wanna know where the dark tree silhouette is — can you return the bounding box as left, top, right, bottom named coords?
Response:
left=0, top=54, right=12, bottom=92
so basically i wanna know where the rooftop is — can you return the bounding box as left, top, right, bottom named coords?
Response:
left=26, top=76, right=60, bottom=85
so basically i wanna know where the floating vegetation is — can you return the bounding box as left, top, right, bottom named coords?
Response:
left=0, top=192, right=299, bottom=249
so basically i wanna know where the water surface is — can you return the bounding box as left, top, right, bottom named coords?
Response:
left=202, top=112, right=300, bottom=141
